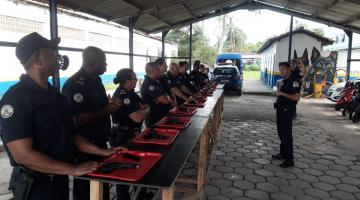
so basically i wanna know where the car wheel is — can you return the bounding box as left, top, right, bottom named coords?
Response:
left=237, top=89, right=242, bottom=96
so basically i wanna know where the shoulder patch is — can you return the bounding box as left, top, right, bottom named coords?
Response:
left=123, top=98, right=131, bottom=105
left=149, top=85, right=155, bottom=91
left=79, top=77, right=84, bottom=81
left=293, top=81, right=300, bottom=88
left=1, top=105, right=14, bottom=119
left=168, top=80, right=171, bottom=84
left=73, top=93, right=84, bottom=103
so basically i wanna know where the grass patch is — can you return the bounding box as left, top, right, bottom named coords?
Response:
left=104, top=83, right=118, bottom=91
left=243, top=71, right=260, bottom=80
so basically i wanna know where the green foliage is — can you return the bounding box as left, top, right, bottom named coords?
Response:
left=244, top=64, right=261, bottom=71
left=243, top=71, right=260, bottom=80
left=167, top=25, right=217, bottom=65
left=311, top=28, right=325, bottom=36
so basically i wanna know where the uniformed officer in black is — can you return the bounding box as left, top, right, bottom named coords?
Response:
left=199, top=64, right=209, bottom=87
left=165, top=63, right=191, bottom=105
left=62, top=46, right=121, bottom=200
left=0, top=32, right=123, bottom=200
left=178, top=61, right=200, bottom=95
left=111, top=68, right=150, bottom=200
left=190, top=60, right=203, bottom=90
left=141, top=62, right=174, bottom=126
left=155, top=58, right=189, bottom=104
left=272, top=62, right=301, bottom=168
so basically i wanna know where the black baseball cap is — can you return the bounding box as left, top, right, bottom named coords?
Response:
left=15, top=32, right=60, bottom=64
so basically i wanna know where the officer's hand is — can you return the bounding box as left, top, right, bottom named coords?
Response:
left=193, top=92, right=201, bottom=96
left=71, top=161, right=99, bottom=176
left=107, top=95, right=122, bottom=114
left=101, top=146, right=128, bottom=157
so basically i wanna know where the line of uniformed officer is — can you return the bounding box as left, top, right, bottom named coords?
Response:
left=0, top=33, right=125, bottom=200
left=0, top=32, right=211, bottom=200
left=272, top=61, right=301, bottom=168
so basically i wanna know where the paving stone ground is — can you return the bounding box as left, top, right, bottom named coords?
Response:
left=200, top=119, right=360, bottom=200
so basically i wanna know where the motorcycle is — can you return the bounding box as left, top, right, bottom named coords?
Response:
left=335, top=81, right=354, bottom=111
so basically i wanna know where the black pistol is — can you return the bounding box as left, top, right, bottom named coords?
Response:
left=97, top=162, right=140, bottom=173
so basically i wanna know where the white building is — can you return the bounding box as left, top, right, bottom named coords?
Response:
left=258, top=27, right=333, bottom=87
left=0, top=0, right=177, bottom=96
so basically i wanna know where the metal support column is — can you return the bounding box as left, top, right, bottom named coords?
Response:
left=288, top=15, right=293, bottom=63
left=345, top=30, right=353, bottom=80
left=49, top=0, right=60, bottom=91
left=189, top=23, right=193, bottom=71
left=162, top=30, right=169, bottom=58
left=129, top=16, right=139, bottom=70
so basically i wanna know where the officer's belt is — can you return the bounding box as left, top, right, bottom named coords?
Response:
left=112, top=124, right=141, bottom=132
left=14, top=166, right=66, bottom=182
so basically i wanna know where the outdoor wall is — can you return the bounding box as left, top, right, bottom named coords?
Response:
left=0, top=0, right=178, bottom=98
left=261, top=33, right=323, bottom=88
left=260, top=43, right=276, bottom=87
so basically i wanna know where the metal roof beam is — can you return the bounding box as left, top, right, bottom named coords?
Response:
left=119, top=0, right=172, bottom=27
left=181, top=2, right=196, bottom=18
left=250, top=1, right=360, bottom=34
left=147, top=1, right=251, bottom=33
left=342, top=13, right=360, bottom=25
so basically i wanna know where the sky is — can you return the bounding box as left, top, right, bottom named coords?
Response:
left=195, top=9, right=349, bottom=45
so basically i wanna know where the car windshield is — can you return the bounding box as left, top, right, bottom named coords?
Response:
left=214, top=67, right=237, bottom=75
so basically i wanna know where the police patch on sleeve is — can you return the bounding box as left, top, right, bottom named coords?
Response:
left=168, top=80, right=171, bottom=84
left=123, top=98, right=131, bottom=105
left=149, top=85, right=155, bottom=91
left=1, top=105, right=14, bottom=119
left=73, top=93, right=84, bottom=103
left=293, top=81, right=300, bottom=88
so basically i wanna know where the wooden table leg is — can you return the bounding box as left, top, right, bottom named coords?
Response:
left=162, top=185, right=174, bottom=200
left=197, top=126, right=208, bottom=192
left=90, top=180, right=103, bottom=200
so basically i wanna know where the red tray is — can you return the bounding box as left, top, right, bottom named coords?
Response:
left=184, top=100, right=205, bottom=108
left=87, top=150, right=162, bottom=182
left=169, top=107, right=197, bottom=116
left=132, top=128, right=179, bottom=146
left=155, top=116, right=192, bottom=129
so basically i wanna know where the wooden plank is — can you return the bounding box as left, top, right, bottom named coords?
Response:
left=162, top=185, right=174, bottom=200
left=176, top=178, right=198, bottom=184
left=174, top=187, right=197, bottom=193
left=90, top=180, right=103, bottom=200
left=197, top=124, right=208, bottom=192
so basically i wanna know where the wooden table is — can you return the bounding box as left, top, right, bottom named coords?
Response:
left=84, top=86, right=224, bottom=200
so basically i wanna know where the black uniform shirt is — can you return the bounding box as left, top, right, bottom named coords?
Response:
left=190, top=70, right=203, bottom=89
left=277, top=73, right=301, bottom=107
left=62, top=68, right=110, bottom=144
left=159, top=74, right=172, bottom=97
left=140, top=76, right=172, bottom=124
left=181, top=72, right=198, bottom=93
left=112, top=88, right=143, bottom=128
left=0, top=75, right=75, bottom=166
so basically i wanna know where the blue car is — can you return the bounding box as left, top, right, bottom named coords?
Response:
left=212, top=65, right=243, bottom=95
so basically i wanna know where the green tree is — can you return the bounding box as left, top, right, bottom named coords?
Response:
left=311, top=28, right=324, bottom=36
left=167, top=24, right=217, bottom=65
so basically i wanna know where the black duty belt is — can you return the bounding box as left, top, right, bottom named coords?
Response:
left=14, top=166, right=66, bottom=182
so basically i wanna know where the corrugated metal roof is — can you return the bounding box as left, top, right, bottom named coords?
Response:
left=28, top=0, right=360, bottom=34
left=258, top=27, right=334, bottom=53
